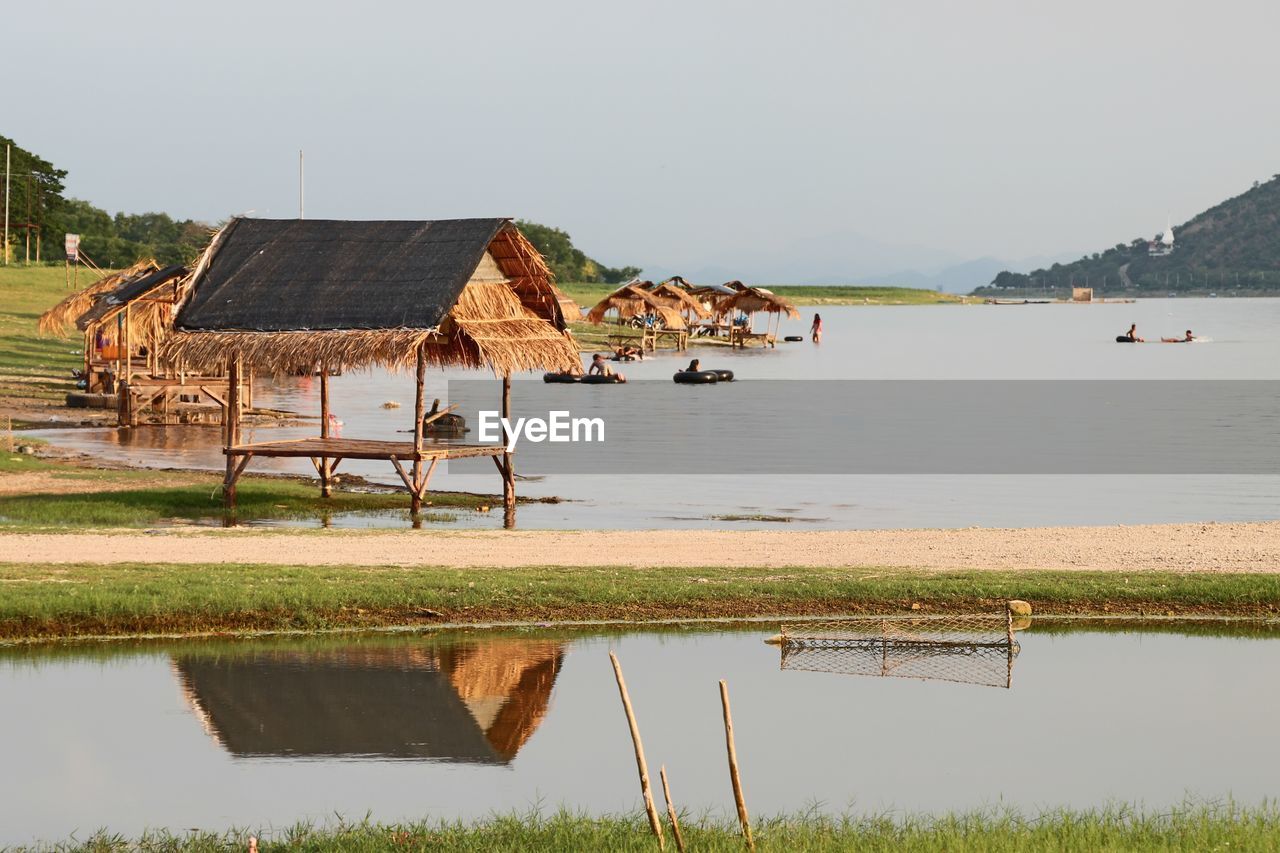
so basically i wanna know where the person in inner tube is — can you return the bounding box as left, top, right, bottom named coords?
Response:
left=589, top=353, right=625, bottom=380
left=683, top=358, right=701, bottom=373
left=1119, top=323, right=1143, bottom=342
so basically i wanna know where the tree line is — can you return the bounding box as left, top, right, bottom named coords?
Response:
left=1, top=135, right=641, bottom=282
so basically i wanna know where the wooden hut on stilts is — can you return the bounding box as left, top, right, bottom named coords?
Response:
left=713, top=286, right=799, bottom=348
left=39, top=260, right=250, bottom=424
left=162, top=217, right=580, bottom=525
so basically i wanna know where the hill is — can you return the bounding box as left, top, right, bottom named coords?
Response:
left=978, top=174, right=1280, bottom=296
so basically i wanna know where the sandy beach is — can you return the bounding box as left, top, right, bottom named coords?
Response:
left=4, top=520, right=1278, bottom=572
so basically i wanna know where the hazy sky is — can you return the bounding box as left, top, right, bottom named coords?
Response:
left=10, top=0, right=1280, bottom=274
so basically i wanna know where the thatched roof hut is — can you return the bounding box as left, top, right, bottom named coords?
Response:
left=37, top=259, right=160, bottom=336
left=713, top=286, right=800, bottom=319
left=169, top=217, right=578, bottom=520
left=584, top=283, right=686, bottom=328
left=164, top=217, right=579, bottom=376
left=648, top=282, right=711, bottom=319
left=75, top=264, right=189, bottom=340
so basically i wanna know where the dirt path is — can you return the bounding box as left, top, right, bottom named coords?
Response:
left=3, top=521, right=1279, bottom=572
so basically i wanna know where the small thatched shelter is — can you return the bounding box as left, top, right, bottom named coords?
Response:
left=74, top=264, right=189, bottom=387
left=37, top=259, right=159, bottom=337
left=648, top=282, right=711, bottom=320
left=713, top=286, right=800, bottom=348
left=164, top=217, right=579, bottom=519
left=584, top=283, right=686, bottom=329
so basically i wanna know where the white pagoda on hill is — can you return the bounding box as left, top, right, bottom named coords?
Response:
left=1149, top=217, right=1175, bottom=257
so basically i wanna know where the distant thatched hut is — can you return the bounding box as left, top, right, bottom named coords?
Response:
left=714, top=286, right=800, bottom=348
left=37, top=260, right=159, bottom=338
left=585, top=283, right=686, bottom=328
left=163, top=217, right=579, bottom=519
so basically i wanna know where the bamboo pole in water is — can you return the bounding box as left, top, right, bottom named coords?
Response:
left=719, top=679, right=754, bottom=850
left=609, top=651, right=665, bottom=849
left=660, top=765, right=686, bottom=853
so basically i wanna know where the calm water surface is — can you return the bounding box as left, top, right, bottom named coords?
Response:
left=28, top=299, right=1280, bottom=528
left=2, top=621, right=1277, bottom=845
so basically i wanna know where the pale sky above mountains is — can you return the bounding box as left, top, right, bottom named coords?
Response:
left=11, top=0, right=1280, bottom=282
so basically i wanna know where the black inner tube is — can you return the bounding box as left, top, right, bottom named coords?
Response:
left=581, top=373, right=624, bottom=384
left=543, top=372, right=580, bottom=383
left=784, top=335, right=804, bottom=342
left=673, top=370, right=720, bottom=384
left=712, top=369, right=734, bottom=382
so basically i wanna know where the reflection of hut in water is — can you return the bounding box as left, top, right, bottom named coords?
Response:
left=173, top=640, right=564, bottom=763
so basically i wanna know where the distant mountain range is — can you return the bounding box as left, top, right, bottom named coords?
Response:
left=639, top=231, right=1073, bottom=293
left=980, top=174, right=1280, bottom=296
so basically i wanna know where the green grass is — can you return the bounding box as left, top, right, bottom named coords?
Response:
left=24, top=803, right=1280, bottom=851
left=0, top=479, right=476, bottom=528
left=0, top=451, right=493, bottom=529
left=557, top=281, right=969, bottom=308
left=0, top=264, right=94, bottom=402
left=1, top=562, right=1276, bottom=640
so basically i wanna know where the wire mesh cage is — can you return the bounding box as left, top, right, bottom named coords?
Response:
left=778, top=609, right=1023, bottom=689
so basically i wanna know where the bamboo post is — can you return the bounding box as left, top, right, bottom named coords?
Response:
left=223, top=355, right=241, bottom=509
left=318, top=364, right=331, bottom=497
left=411, top=346, right=426, bottom=514
left=660, top=766, right=686, bottom=853
left=609, top=651, right=665, bottom=849
left=501, top=371, right=515, bottom=527
left=719, top=680, right=754, bottom=850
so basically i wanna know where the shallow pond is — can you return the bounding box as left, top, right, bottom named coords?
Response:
left=3, top=619, right=1278, bottom=845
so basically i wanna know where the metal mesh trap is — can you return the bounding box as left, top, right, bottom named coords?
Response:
left=778, top=609, right=1023, bottom=689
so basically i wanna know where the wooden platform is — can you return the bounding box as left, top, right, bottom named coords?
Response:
left=641, top=326, right=689, bottom=351
left=225, top=437, right=503, bottom=462
left=222, top=437, right=509, bottom=516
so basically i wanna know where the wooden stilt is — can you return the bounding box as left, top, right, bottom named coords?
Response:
left=318, top=364, right=332, bottom=497
left=501, top=372, right=515, bottom=525
left=660, top=766, right=686, bottom=853
left=609, top=652, right=665, bottom=849
left=719, top=680, right=754, bottom=851
left=411, top=346, right=426, bottom=515
left=223, top=355, right=242, bottom=509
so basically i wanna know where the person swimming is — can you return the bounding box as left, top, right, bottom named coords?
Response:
left=1162, top=329, right=1195, bottom=343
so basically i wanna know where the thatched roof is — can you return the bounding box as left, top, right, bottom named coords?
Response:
left=163, top=218, right=579, bottom=375
left=648, top=282, right=711, bottom=319
left=713, top=286, right=800, bottom=318
left=37, top=260, right=160, bottom=336
left=584, top=284, right=686, bottom=328
left=76, top=264, right=189, bottom=331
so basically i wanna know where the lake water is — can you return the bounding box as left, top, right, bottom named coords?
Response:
left=28, top=299, right=1280, bottom=529
left=3, top=620, right=1277, bottom=845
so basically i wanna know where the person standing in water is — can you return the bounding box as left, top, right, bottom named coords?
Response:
left=810, top=313, right=823, bottom=343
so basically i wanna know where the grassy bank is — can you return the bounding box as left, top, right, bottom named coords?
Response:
left=27, top=804, right=1280, bottom=852
left=557, top=281, right=970, bottom=308
left=0, top=264, right=92, bottom=409
left=2, top=562, right=1277, bottom=640
left=0, top=452, right=495, bottom=528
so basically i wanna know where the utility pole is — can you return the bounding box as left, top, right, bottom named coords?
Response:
left=3, top=143, right=9, bottom=266
left=299, top=149, right=304, bottom=219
